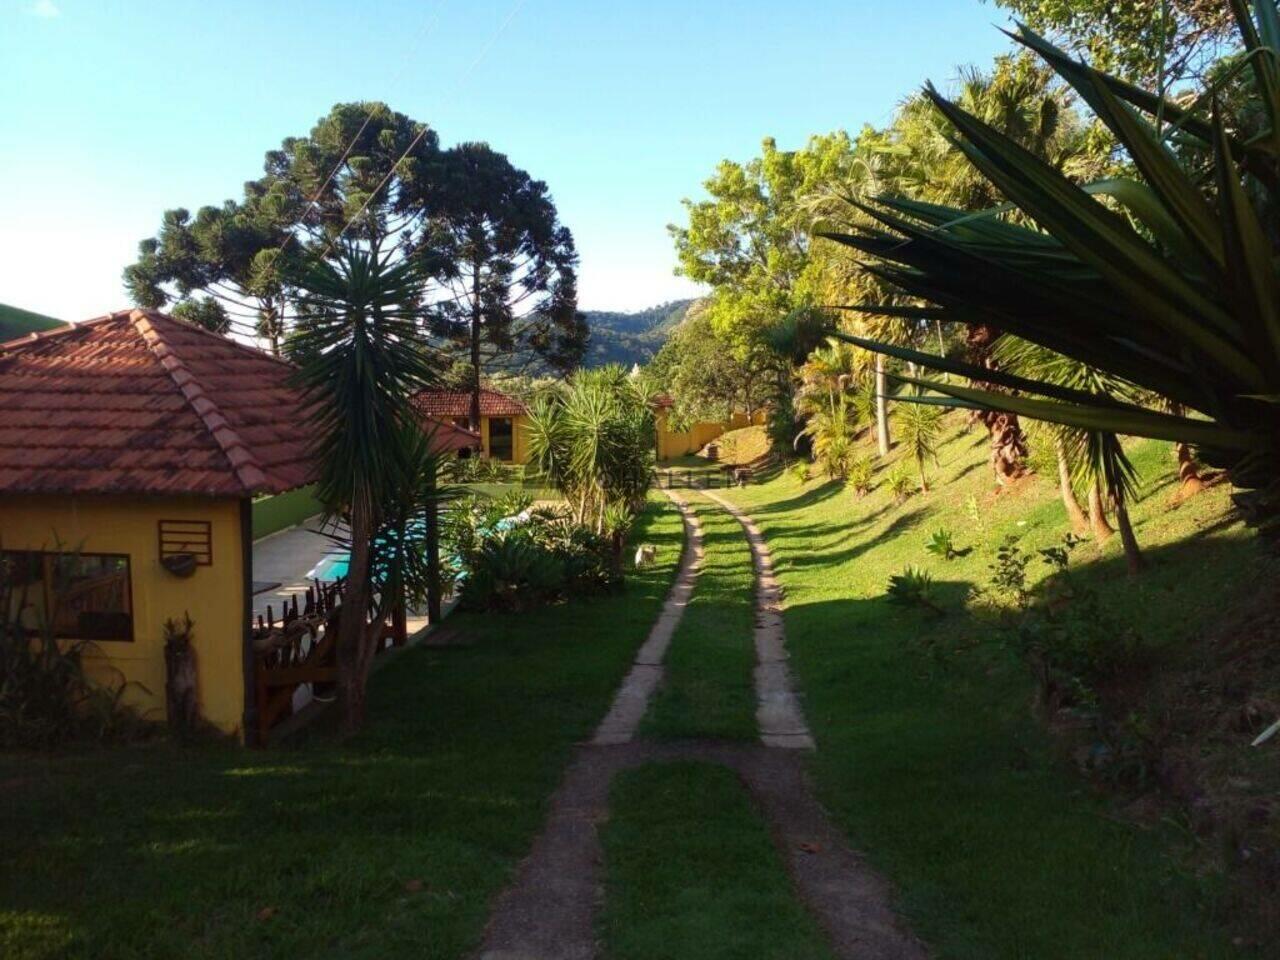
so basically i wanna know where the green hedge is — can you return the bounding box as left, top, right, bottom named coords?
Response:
left=252, top=485, right=323, bottom=541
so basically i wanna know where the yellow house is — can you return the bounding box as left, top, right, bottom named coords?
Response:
left=412, top=388, right=531, bottom=464
left=652, top=395, right=768, bottom=460
left=0, top=309, right=479, bottom=743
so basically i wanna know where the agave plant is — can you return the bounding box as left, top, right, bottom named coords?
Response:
left=821, top=0, right=1280, bottom=534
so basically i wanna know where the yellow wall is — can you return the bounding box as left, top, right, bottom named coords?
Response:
left=479, top=413, right=531, bottom=464
left=0, top=494, right=248, bottom=737
left=655, top=409, right=767, bottom=460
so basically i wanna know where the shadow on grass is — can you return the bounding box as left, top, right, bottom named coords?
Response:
left=750, top=479, right=846, bottom=516
left=781, top=534, right=1266, bottom=959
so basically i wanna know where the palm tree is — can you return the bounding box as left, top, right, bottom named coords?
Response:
left=823, top=3, right=1280, bottom=536
left=993, top=337, right=1145, bottom=570
left=289, top=246, right=442, bottom=733
left=875, top=54, right=1102, bottom=486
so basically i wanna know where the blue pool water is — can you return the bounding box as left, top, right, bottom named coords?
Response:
left=305, top=511, right=529, bottom=584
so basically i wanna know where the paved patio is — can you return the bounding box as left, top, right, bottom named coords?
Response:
left=250, top=518, right=430, bottom=635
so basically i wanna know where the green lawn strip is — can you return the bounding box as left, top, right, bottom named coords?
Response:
left=0, top=497, right=684, bottom=960
left=720, top=419, right=1265, bottom=959
left=641, top=497, right=757, bottom=740
left=599, top=761, right=836, bottom=960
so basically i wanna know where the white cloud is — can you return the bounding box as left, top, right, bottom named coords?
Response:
left=29, top=0, right=61, bottom=18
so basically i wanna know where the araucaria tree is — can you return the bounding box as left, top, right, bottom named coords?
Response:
left=411, top=143, right=587, bottom=430
left=125, top=102, right=440, bottom=354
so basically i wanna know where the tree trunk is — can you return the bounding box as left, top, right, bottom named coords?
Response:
left=469, top=263, right=483, bottom=433
left=875, top=354, right=890, bottom=457
left=337, top=497, right=375, bottom=735
left=966, top=324, right=1027, bottom=485
left=1174, top=441, right=1205, bottom=499
left=1088, top=482, right=1114, bottom=542
left=1055, top=439, right=1089, bottom=535
left=918, top=456, right=928, bottom=493
left=425, top=463, right=443, bottom=624
left=1112, top=493, right=1145, bottom=575
left=984, top=411, right=1029, bottom=485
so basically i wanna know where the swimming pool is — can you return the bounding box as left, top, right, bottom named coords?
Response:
left=305, top=511, right=529, bottom=584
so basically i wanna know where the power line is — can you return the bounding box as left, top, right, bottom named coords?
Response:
left=314, top=0, right=530, bottom=265
left=269, top=0, right=452, bottom=267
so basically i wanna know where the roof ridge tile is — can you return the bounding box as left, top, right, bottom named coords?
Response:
left=131, top=309, right=267, bottom=495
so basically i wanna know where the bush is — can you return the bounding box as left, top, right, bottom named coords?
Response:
left=846, top=456, right=874, bottom=497
left=788, top=460, right=811, bottom=484
left=887, top=464, right=914, bottom=503
left=924, top=528, right=971, bottom=561
left=442, top=494, right=624, bottom=613
left=979, top=533, right=1156, bottom=712
left=886, top=566, right=943, bottom=616
left=442, top=456, right=514, bottom=484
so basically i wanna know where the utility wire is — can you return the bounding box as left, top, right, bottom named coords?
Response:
left=269, top=0, right=451, bottom=266
left=314, top=0, right=530, bottom=265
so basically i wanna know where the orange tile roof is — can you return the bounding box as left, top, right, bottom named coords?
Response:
left=412, top=388, right=526, bottom=418
left=0, top=309, right=477, bottom=497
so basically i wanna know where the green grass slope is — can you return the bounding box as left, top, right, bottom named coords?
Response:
left=722, top=417, right=1269, bottom=958
left=0, top=303, right=62, bottom=343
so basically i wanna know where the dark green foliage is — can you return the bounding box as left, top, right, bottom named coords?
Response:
left=127, top=102, right=439, bottom=351
left=886, top=566, right=944, bottom=616
left=924, top=528, right=971, bottom=560
left=411, top=142, right=585, bottom=420
left=170, top=296, right=230, bottom=334
left=998, top=532, right=1155, bottom=711
left=443, top=494, right=622, bottom=612
left=0, top=302, right=61, bottom=342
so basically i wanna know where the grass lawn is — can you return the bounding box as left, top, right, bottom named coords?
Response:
left=0, top=498, right=684, bottom=960
left=598, top=761, right=835, bottom=960
left=719, top=419, right=1270, bottom=959
left=642, top=496, right=758, bottom=741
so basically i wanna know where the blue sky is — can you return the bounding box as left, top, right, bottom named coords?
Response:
left=3, top=0, right=1017, bottom=320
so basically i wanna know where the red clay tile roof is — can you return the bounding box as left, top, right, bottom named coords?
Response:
left=412, top=388, right=526, bottom=418
left=0, top=309, right=478, bottom=498
left=419, top=417, right=482, bottom=454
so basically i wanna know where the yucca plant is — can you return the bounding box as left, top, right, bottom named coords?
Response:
left=894, top=398, right=944, bottom=491
left=525, top=365, right=655, bottom=532
left=822, top=1, right=1280, bottom=535
left=290, top=245, right=443, bottom=733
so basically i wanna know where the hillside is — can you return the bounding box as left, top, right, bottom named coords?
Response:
left=581, top=299, right=694, bottom=368
left=0, top=303, right=62, bottom=343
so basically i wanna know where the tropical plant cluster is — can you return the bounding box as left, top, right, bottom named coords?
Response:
left=442, top=493, right=627, bottom=613
left=525, top=365, right=656, bottom=533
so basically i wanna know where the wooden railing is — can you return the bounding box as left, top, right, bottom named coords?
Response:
left=250, top=580, right=405, bottom=744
